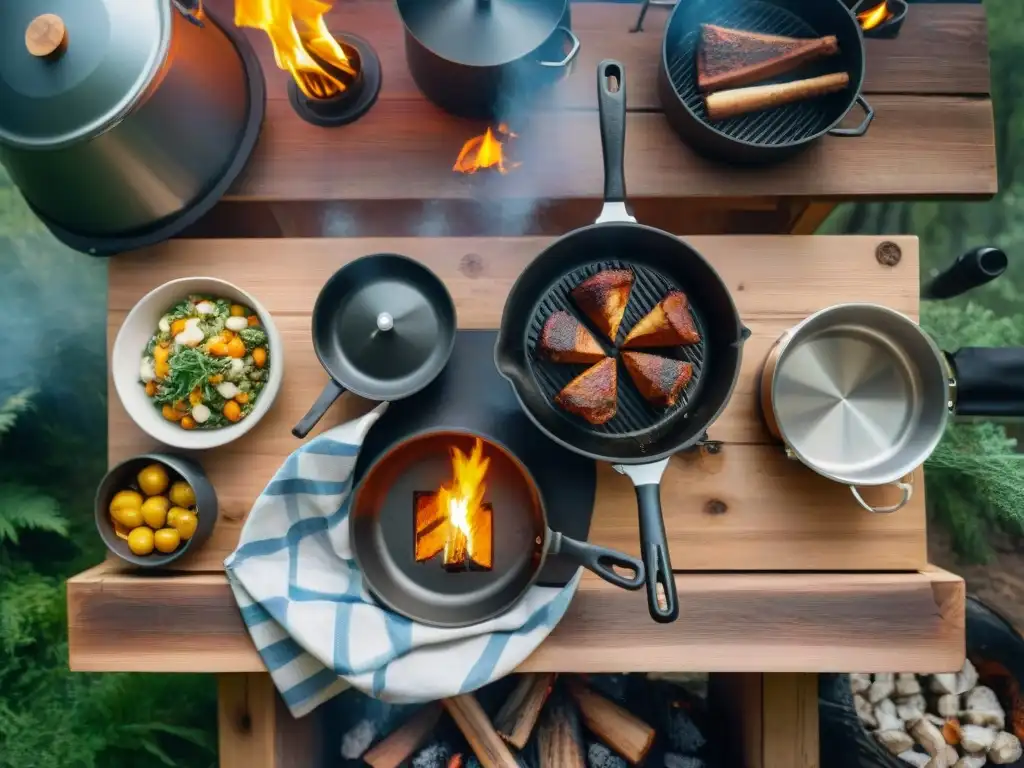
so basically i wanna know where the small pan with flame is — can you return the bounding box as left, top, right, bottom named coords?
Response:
left=350, top=431, right=645, bottom=627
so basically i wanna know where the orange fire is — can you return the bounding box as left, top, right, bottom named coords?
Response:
left=453, top=124, right=521, bottom=175
left=857, top=1, right=890, bottom=31
left=414, top=438, right=494, bottom=571
left=235, top=0, right=357, bottom=100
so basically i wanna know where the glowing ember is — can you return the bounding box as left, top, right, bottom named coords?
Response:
left=453, top=124, right=521, bottom=175
left=235, top=0, right=357, bottom=100
left=857, top=1, right=890, bottom=31
left=413, top=438, right=494, bottom=571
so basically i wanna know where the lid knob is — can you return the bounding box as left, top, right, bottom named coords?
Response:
left=376, top=312, right=395, bottom=332
left=25, top=14, right=67, bottom=59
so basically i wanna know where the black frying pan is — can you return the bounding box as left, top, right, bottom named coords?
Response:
left=350, top=430, right=645, bottom=628
left=495, top=61, right=748, bottom=623
left=293, top=253, right=457, bottom=438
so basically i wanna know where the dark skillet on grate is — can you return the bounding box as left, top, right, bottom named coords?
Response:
left=497, top=61, right=748, bottom=624
left=656, top=0, right=873, bottom=164
left=526, top=259, right=709, bottom=440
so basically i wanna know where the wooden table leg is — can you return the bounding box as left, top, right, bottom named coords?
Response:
left=219, top=674, right=279, bottom=768
left=762, top=673, right=819, bottom=768
left=787, top=202, right=838, bottom=234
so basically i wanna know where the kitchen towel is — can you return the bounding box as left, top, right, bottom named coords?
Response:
left=225, top=404, right=581, bottom=718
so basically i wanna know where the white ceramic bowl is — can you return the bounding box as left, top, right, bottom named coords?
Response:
left=112, top=277, right=284, bottom=450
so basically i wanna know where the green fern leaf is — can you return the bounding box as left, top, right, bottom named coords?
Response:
left=0, top=484, right=68, bottom=545
left=0, top=388, right=36, bottom=438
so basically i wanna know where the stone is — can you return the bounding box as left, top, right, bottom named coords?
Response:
left=663, top=755, right=705, bottom=768
left=931, top=675, right=958, bottom=696
left=877, top=730, right=916, bottom=755
left=911, top=717, right=948, bottom=756
left=962, top=687, right=1006, bottom=730
left=877, top=705, right=905, bottom=733
left=927, top=714, right=949, bottom=728
left=898, top=695, right=928, bottom=723
left=960, top=725, right=997, bottom=753
left=937, top=694, right=960, bottom=718
left=954, top=756, right=987, bottom=768
left=988, top=732, right=1023, bottom=765
left=871, top=677, right=898, bottom=703
left=588, top=742, right=627, bottom=768
left=340, top=719, right=377, bottom=760
left=412, top=742, right=452, bottom=768
left=956, top=660, right=979, bottom=696
left=897, top=674, right=924, bottom=697
left=944, top=745, right=960, bottom=765
left=899, top=752, right=932, bottom=768
left=856, top=694, right=878, bottom=728
left=925, top=751, right=953, bottom=768
left=665, top=707, right=706, bottom=754
left=850, top=673, right=872, bottom=695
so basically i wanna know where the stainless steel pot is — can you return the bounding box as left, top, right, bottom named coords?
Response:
left=396, top=0, right=581, bottom=120
left=0, top=0, right=264, bottom=255
left=760, top=297, right=1024, bottom=514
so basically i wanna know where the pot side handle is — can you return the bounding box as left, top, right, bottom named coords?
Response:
left=549, top=531, right=646, bottom=590
left=827, top=95, right=874, bottom=138
left=849, top=481, right=913, bottom=515
left=949, top=347, right=1024, bottom=419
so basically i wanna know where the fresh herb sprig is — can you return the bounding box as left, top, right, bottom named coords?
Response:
left=154, top=347, right=230, bottom=406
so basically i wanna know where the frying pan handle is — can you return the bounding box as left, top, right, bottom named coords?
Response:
left=827, top=95, right=874, bottom=138
left=597, top=60, right=628, bottom=204
left=922, top=246, right=1008, bottom=301
left=549, top=532, right=646, bottom=590
left=292, top=379, right=348, bottom=438
left=949, top=347, right=1024, bottom=419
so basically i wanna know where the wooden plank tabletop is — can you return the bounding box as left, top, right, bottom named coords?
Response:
left=67, top=562, right=964, bottom=674
left=205, top=0, right=995, bottom=206
left=106, top=235, right=926, bottom=573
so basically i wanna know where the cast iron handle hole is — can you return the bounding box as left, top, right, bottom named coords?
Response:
left=605, top=560, right=639, bottom=580
left=603, top=65, right=622, bottom=93
left=656, top=582, right=668, bottom=611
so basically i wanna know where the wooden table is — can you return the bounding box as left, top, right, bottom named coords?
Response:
left=183, top=0, right=996, bottom=240
left=66, top=3, right=993, bottom=765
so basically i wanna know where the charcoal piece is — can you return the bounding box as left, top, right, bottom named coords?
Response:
left=664, top=754, right=706, bottom=768
left=340, top=718, right=377, bottom=759
left=666, top=706, right=707, bottom=755
left=587, top=674, right=631, bottom=705
left=412, top=741, right=452, bottom=768
left=587, top=742, right=628, bottom=768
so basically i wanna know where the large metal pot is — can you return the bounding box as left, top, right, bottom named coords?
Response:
left=760, top=294, right=1024, bottom=514
left=0, top=0, right=264, bottom=256
left=396, top=0, right=580, bottom=120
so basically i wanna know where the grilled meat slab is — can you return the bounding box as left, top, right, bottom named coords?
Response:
left=538, top=310, right=606, bottom=364
left=623, top=291, right=701, bottom=348
left=622, top=351, right=694, bottom=408
left=571, top=269, right=634, bottom=342
left=554, top=357, right=618, bottom=425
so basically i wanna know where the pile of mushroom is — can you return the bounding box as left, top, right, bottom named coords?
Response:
left=852, top=662, right=1023, bottom=767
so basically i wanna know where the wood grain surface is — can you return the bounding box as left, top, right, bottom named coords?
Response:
left=106, top=235, right=927, bottom=572
left=67, top=562, right=965, bottom=674
left=762, top=674, right=819, bottom=768
left=197, top=0, right=994, bottom=205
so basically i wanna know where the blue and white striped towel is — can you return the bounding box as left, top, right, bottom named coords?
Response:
left=225, top=404, right=581, bottom=718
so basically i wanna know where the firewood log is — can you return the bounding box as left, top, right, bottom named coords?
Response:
left=566, top=680, right=655, bottom=765
left=494, top=673, right=557, bottom=749
left=363, top=703, right=444, bottom=768
left=443, top=695, right=519, bottom=768
left=537, top=691, right=586, bottom=768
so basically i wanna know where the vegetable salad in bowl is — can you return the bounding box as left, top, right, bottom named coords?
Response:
left=112, top=277, right=283, bottom=450
left=141, top=296, right=270, bottom=430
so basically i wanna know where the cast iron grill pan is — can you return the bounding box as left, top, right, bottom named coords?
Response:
left=666, top=1, right=851, bottom=146
left=526, top=259, right=708, bottom=439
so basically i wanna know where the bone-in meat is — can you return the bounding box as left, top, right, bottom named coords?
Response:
left=623, top=292, right=701, bottom=348
left=554, top=357, right=618, bottom=425
left=538, top=310, right=606, bottom=364
left=571, top=269, right=634, bottom=342
left=621, top=351, right=694, bottom=408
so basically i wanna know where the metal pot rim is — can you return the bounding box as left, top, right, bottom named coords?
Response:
left=766, top=302, right=950, bottom=486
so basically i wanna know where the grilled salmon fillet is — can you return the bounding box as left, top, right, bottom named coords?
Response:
left=698, top=24, right=839, bottom=93
left=571, top=269, right=634, bottom=342
left=537, top=310, right=606, bottom=364
left=623, top=291, right=701, bottom=348
left=554, top=357, right=618, bottom=425
left=622, top=351, right=694, bottom=408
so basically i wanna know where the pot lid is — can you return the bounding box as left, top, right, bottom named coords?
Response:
left=396, top=0, right=564, bottom=67
left=0, top=0, right=174, bottom=150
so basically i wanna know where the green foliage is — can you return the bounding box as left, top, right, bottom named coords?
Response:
left=238, top=326, right=268, bottom=350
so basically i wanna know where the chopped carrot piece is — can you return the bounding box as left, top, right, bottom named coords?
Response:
left=209, top=374, right=223, bottom=385
left=145, top=380, right=157, bottom=397
left=234, top=392, right=249, bottom=404
left=223, top=401, right=242, bottom=422
left=229, top=304, right=247, bottom=317
left=170, top=318, right=188, bottom=336
left=208, top=341, right=229, bottom=357
left=247, top=315, right=260, bottom=327
left=226, top=337, right=246, bottom=358
left=180, top=415, right=197, bottom=430
left=162, top=405, right=185, bottom=422
left=252, top=347, right=267, bottom=368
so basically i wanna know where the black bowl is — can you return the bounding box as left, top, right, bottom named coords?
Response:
left=94, top=453, right=218, bottom=567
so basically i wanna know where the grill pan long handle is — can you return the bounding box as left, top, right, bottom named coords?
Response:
left=616, top=461, right=679, bottom=623
left=597, top=60, right=628, bottom=204
left=292, top=379, right=348, bottom=438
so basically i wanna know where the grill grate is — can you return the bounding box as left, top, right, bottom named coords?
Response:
left=526, top=260, right=708, bottom=438
left=667, top=1, right=848, bottom=146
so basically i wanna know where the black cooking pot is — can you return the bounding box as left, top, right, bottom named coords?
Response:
left=656, top=0, right=873, bottom=164
left=395, top=0, right=580, bottom=120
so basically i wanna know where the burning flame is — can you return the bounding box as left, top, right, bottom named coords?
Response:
left=857, top=1, right=890, bottom=31
left=235, top=0, right=357, bottom=100
left=437, top=439, right=490, bottom=564
left=453, top=124, right=521, bottom=175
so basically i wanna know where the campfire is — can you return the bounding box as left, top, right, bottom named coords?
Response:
left=414, top=438, right=494, bottom=572
left=453, top=125, right=521, bottom=175
left=352, top=673, right=715, bottom=768
left=853, top=0, right=907, bottom=38
left=235, top=0, right=381, bottom=126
